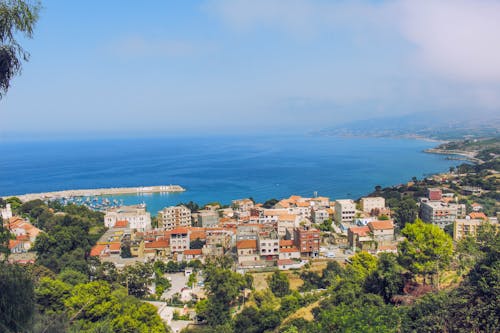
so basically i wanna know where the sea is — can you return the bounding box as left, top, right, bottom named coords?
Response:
left=0, top=135, right=457, bottom=215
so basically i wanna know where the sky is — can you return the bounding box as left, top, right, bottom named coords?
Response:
left=1, top=0, right=500, bottom=139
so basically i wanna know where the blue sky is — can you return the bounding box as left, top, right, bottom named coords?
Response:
left=2, top=0, right=500, bottom=139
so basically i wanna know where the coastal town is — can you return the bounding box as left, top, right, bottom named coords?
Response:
left=2, top=144, right=498, bottom=331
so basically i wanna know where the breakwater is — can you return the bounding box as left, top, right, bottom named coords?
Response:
left=4, top=185, right=186, bottom=202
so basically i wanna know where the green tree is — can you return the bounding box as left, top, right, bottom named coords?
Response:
left=394, top=198, right=418, bottom=229
left=0, top=0, right=40, bottom=98
left=35, top=277, right=71, bottom=314
left=120, top=262, right=154, bottom=298
left=364, top=252, right=405, bottom=303
left=0, top=262, right=35, bottom=332
left=398, top=219, right=453, bottom=287
left=268, top=271, right=291, bottom=297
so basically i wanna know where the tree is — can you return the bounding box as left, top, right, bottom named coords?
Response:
left=398, top=219, right=453, bottom=287
left=0, top=0, right=40, bottom=98
left=0, top=217, right=11, bottom=260
left=268, top=271, right=290, bottom=297
left=0, top=262, right=35, bottom=332
left=365, top=252, right=405, bottom=303
left=394, top=198, right=418, bottom=229
left=120, top=262, right=154, bottom=298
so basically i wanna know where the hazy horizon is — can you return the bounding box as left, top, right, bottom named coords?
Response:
left=2, top=0, right=500, bottom=139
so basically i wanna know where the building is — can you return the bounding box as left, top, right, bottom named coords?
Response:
left=236, top=239, right=259, bottom=264
left=311, top=208, right=330, bottom=224
left=420, top=201, right=466, bottom=228
left=367, top=220, right=394, bottom=242
left=348, top=226, right=373, bottom=251
left=196, top=210, right=219, bottom=228
left=360, top=197, right=385, bottom=214
left=278, top=240, right=300, bottom=260
left=1, top=203, right=13, bottom=220
left=427, top=188, right=442, bottom=201
left=258, top=230, right=280, bottom=260
left=277, top=214, right=299, bottom=239
left=453, top=218, right=486, bottom=241
left=104, top=205, right=151, bottom=231
left=294, top=227, right=320, bottom=258
left=158, top=205, right=191, bottom=230
left=169, top=228, right=190, bottom=253
left=232, top=198, right=254, bottom=218
left=334, top=199, right=356, bottom=224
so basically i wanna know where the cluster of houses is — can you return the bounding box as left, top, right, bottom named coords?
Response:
left=92, top=195, right=403, bottom=270
left=2, top=209, right=42, bottom=258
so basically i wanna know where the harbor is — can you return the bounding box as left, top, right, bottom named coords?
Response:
left=4, top=185, right=186, bottom=203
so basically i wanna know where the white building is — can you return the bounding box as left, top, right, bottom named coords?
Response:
left=360, top=197, right=385, bottom=214
left=311, top=208, right=330, bottom=224
left=334, top=199, right=356, bottom=224
left=104, top=205, right=151, bottom=231
left=158, top=205, right=191, bottom=230
left=420, top=201, right=466, bottom=228
left=1, top=204, right=13, bottom=220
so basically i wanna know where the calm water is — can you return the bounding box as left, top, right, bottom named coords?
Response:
left=0, top=135, right=456, bottom=215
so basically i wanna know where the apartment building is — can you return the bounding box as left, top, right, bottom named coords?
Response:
left=158, top=205, right=191, bottom=230
left=334, top=199, right=356, bottom=224
left=294, top=227, right=320, bottom=258
left=420, top=201, right=466, bottom=228
left=360, top=197, right=385, bottom=213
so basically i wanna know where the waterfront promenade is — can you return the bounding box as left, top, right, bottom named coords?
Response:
left=3, top=185, right=186, bottom=202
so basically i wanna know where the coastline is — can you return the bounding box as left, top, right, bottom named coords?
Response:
left=424, top=148, right=483, bottom=164
left=3, top=185, right=186, bottom=202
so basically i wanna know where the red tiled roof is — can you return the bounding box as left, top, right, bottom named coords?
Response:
left=8, top=239, right=22, bottom=249
left=115, top=220, right=128, bottom=228
left=236, top=239, right=257, bottom=249
left=280, top=247, right=299, bottom=253
left=368, top=220, right=394, bottom=230
left=170, top=227, right=189, bottom=234
left=349, top=226, right=371, bottom=236
left=469, top=212, right=487, bottom=220
left=279, top=240, right=294, bottom=247
left=108, top=243, right=121, bottom=251
left=190, top=230, right=206, bottom=241
left=90, top=244, right=107, bottom=257
left=145, top=240, right=169, bottom=248
left=184, top=249, right=202, bottom=255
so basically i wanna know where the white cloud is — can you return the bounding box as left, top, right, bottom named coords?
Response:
left=395, top=0, right=500, bottom=83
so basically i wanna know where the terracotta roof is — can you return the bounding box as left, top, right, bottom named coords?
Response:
left=184, top=249, right=202, bottom=255
left=170, top=227, right=189, bottom=234
left=8, top=239, right=22, bottom=249
left=115, top=220, right=128, bottom=228
left=278, top=214, right=297, bottom=222
left=236, top=239, right=257, bottom=249
left=469, top=212, right=487, bottom=220
left=279, top=240, right=294, bottom=247
left=108, top=243, right=121, bottom=251
left=90, top=244, right=107, bottom=257
left=368, top=220, right=394, bottom=230
left=296, top=202, right=310, bottom=207
left=349, top=226, right=371, bottom=236
left=280, top=247, right=299, bottom=253
left=145, top=240, right=169, bottom=248
left=190, top=230, right=206, bottom=241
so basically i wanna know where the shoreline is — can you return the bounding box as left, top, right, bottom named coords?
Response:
left=424, top=148, right=483, bottom=164
left=3, top=185, right=186, bottom=202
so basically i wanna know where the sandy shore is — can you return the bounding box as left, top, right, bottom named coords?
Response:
left=3, top=185, right=186, bottom=202
left=424, top=148, right=483, bottom=164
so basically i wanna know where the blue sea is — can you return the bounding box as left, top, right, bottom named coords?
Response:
left=0, top=135, right=456, bottom=215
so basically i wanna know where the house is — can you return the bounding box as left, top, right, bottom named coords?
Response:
left=427, top=188, right=442, bottom=201
left=1, top=203, right=13, bottom=220
left=232, top=198, right=254, bottom=218
left=279, top=240, right=300, bottom=260
left=184, top=249, right=203, bottom=261
left=236, top=239, right=259, bottom=264
left=9, top=239, right=28, bottom=253
left=348, top=226, right=373, bottom=251
left=196, top=210, right=219, bottom=228
left=104, top=205, right=151, bottom=231
left=367, top=220, right=394, bottom=242
left=5, top=216, right=42, bottom=245
left=453, top=219, right=485, bottom=241
left=144, top=239, right=170, bottom=259
left=277, top=259, right=305, bottom=270
left=311, top=208, right=330, bottom=224
left=277, top=214, right=299, bottom=238
left=471, top=203, right=483, bottom=212
left=468, top=212, right=487, bottom=220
